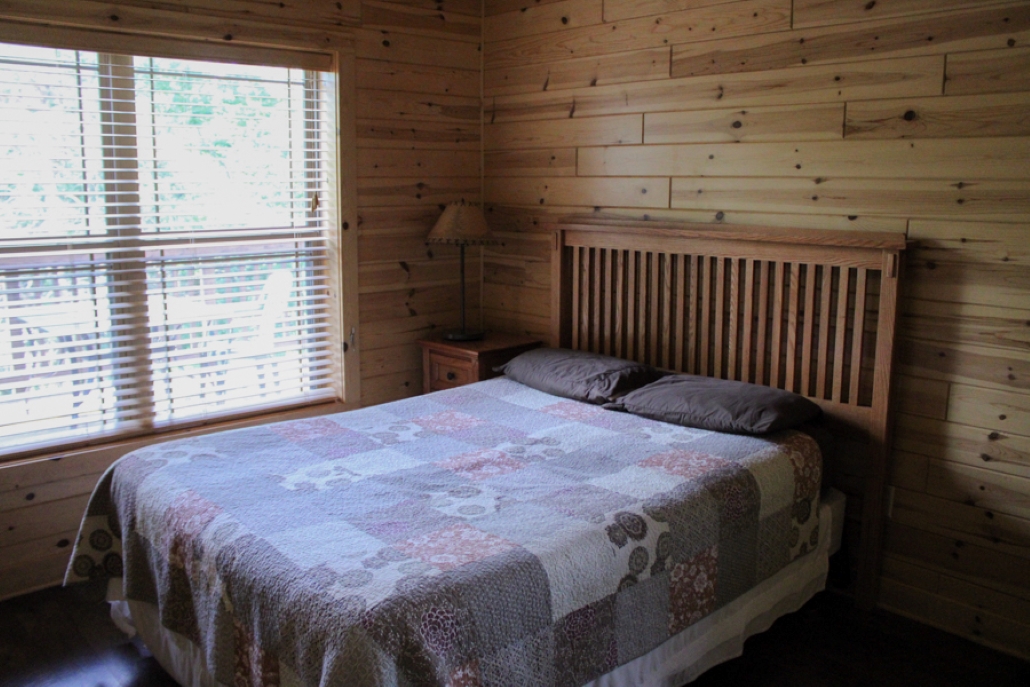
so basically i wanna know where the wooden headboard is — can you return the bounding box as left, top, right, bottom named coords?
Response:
left=550, top=221, right=906, bottom=609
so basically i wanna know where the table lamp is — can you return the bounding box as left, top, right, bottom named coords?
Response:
left=426, top=200, right=497, bottom=341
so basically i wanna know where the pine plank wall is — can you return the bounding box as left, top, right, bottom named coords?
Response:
left=1, top=0, right=1029, bottom=665
left=480, top=0, right=1030, bottom=659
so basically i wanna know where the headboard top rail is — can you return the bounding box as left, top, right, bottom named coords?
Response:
left=555, top=220, right=907, bottom=251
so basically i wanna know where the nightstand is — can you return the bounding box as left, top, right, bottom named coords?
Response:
left=418, top=333, right=542, bottom=394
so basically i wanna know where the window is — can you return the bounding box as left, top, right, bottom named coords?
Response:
left=1, top=42, right=339, bottom=456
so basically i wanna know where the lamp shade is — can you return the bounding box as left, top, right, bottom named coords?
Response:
left=426, top=201, right=497, bottom=245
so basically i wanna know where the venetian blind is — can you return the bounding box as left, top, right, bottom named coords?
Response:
left=0, top=41, right=339, bottom=456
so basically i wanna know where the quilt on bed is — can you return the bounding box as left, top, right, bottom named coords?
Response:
left=66, top=377, right=821, bottom=687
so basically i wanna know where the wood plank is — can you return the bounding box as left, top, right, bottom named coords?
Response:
left=905, top=261, right=1030, bottom=310
left=846, top=92, right=1030, bottom=140
left=362, top=313, right=462, bottom=351
left=935, top=572, right=1030, bottom=629
left=356, top=29, right=481, bottom=69
left=644, top=103, right=845, bottom=144
left=895, top=374, right=950, bottom=420
left=669, top=176, right=1030, bottom=219
left=360, top=369, right=422, bottom=407
left=946, top=46, right=1030, bottom=96
left=0, top=495, right=91, bottom=549
left=484, top=0, right=791, bottom=69
left=889, top=450, right=929, bottom=492
left=487, top=55, right=944, bottom=122
left=484, top=0, right=603, bottom=44
left=884, top=521, right=1030, bottom=595
left=578, top=137, right=1030, bottom=180
left=485, top=149, right=578, bottom=177
left=603, top=0, right=740, bottom=23
left=42, top=0, right=363, bottom=29
left=891, top=487, right=1030, bottom=561
left=360, top=1, right=481, bottom=43
left=484, top=46, right=671, bottom=97
left=358, top=118, right=481, bottom=150
left=486, top=0, right=567, bottom=17
left=357, top=88, right=480, bottom=123
left=794, top=0, right=1015, bottom=29
left=901, top=299, right=1030, bottom=353
left=359, top=282, right=479, bottom=322
left=483, top=256, right=551, bottom=290
left=0, top=0, right=354, bottom=52
left=357, top=176, right=481, bottom=207
left=909, top=218, right=1030, bottom=266
left=486, top=114, right=643, bottom=149
left=483, top=308, right=552, bottom=339
left=484, top=176, right=671, bottom=208
left=355, top=59, right=480, bottom=98
left=0, top=529, right=77, bottom=576
left=483, top=283, right=552, bottom=317
left=0, top=19, right=335, bottom=71
left=358, top=148, right=481, bottom=178
left=0, top=453, right=118, bottom=492
left=899, top=339, right=1030, bottom=393
left=482, top=204, right=909, bottom=234
left=895, top=412, right=1030, bottom=479
left=389, top=0, right=482, bottom=17
left=0, top=472, right=103, bottom=514
left=360, top=342, right=423, bottom=378
left=879, top=578, right=1030, bottom=662
left=359, top=257, right=467, bottom=293
left=927, top=460, right=1030, bottom=521
left=0, top=547, right=70, bottom=602
left=672, top=3, right=1030, bottom=78
left=948, top=384, right=1030, bottom=439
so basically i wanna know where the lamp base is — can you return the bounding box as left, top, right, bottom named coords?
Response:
left=442, top=329, right=485, bottom=342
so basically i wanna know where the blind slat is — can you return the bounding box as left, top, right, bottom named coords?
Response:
left=1, top=41, right=338, bottom=457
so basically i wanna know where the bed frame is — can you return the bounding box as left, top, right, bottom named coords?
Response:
left=549, top=221, right=906, bottom=609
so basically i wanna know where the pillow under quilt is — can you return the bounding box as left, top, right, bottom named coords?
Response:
left=495, top=347, right=665, bottom=404
left=604, top=373, right=822, bottom=435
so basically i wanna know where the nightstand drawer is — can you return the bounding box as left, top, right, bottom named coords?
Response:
left=427, top=351, right=475, bottom=390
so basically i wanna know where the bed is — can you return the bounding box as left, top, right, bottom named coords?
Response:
left=66, top=221, right=905, bottom=687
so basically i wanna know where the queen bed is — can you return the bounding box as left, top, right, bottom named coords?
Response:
left=66, top=221, right=904, bottom=686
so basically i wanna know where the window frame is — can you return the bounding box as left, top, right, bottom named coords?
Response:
left=0, top=16, right=360, bottom=464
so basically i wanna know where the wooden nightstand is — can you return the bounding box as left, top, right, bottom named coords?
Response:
left=418, top=333, right=542, bottom=394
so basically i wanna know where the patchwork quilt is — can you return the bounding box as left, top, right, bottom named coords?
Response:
left=67, top=377, right=821, bottom=687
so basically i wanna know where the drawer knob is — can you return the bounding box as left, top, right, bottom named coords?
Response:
left=446, top=372, right=456, bottom=381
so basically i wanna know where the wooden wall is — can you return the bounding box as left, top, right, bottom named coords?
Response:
left=0, top=0, right=481, bottom=600
left=481, top=0, right=1030, bottom=659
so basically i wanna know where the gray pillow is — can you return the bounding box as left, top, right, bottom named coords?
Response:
left=604, top=374, right=822, bottom=435
left=495, top=348, right=665, bottom=404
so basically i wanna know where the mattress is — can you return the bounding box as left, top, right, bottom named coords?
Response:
left=67, top=377, right=824, bottom=687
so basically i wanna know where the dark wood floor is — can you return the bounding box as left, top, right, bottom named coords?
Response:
left=1, top=582, right=1027, bottom=687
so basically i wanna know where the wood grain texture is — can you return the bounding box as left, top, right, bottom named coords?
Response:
left=485, top=0, right=791, bottom=69
left=486, top=46, right=670, bottom=97
left=946, top=46, right=1030, bottom=96
left=487, top=55, right=945, bottom=122
left=486, top=114, right=643, bottom=148
left=846, top=92, right=1030, bottom=139
left=644, top=103, right=845, bottom=144
left=793, top=0, right=1016, bottom=29
left=578, top=137, right=1030, bottom=180
left=672, top=3, right=1030, bottom=78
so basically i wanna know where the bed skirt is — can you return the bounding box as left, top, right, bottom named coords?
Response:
left=109, top=489, right=845, bottom=687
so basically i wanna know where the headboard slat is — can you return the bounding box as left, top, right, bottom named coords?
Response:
left=551, top=221, right=905, bottom=610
